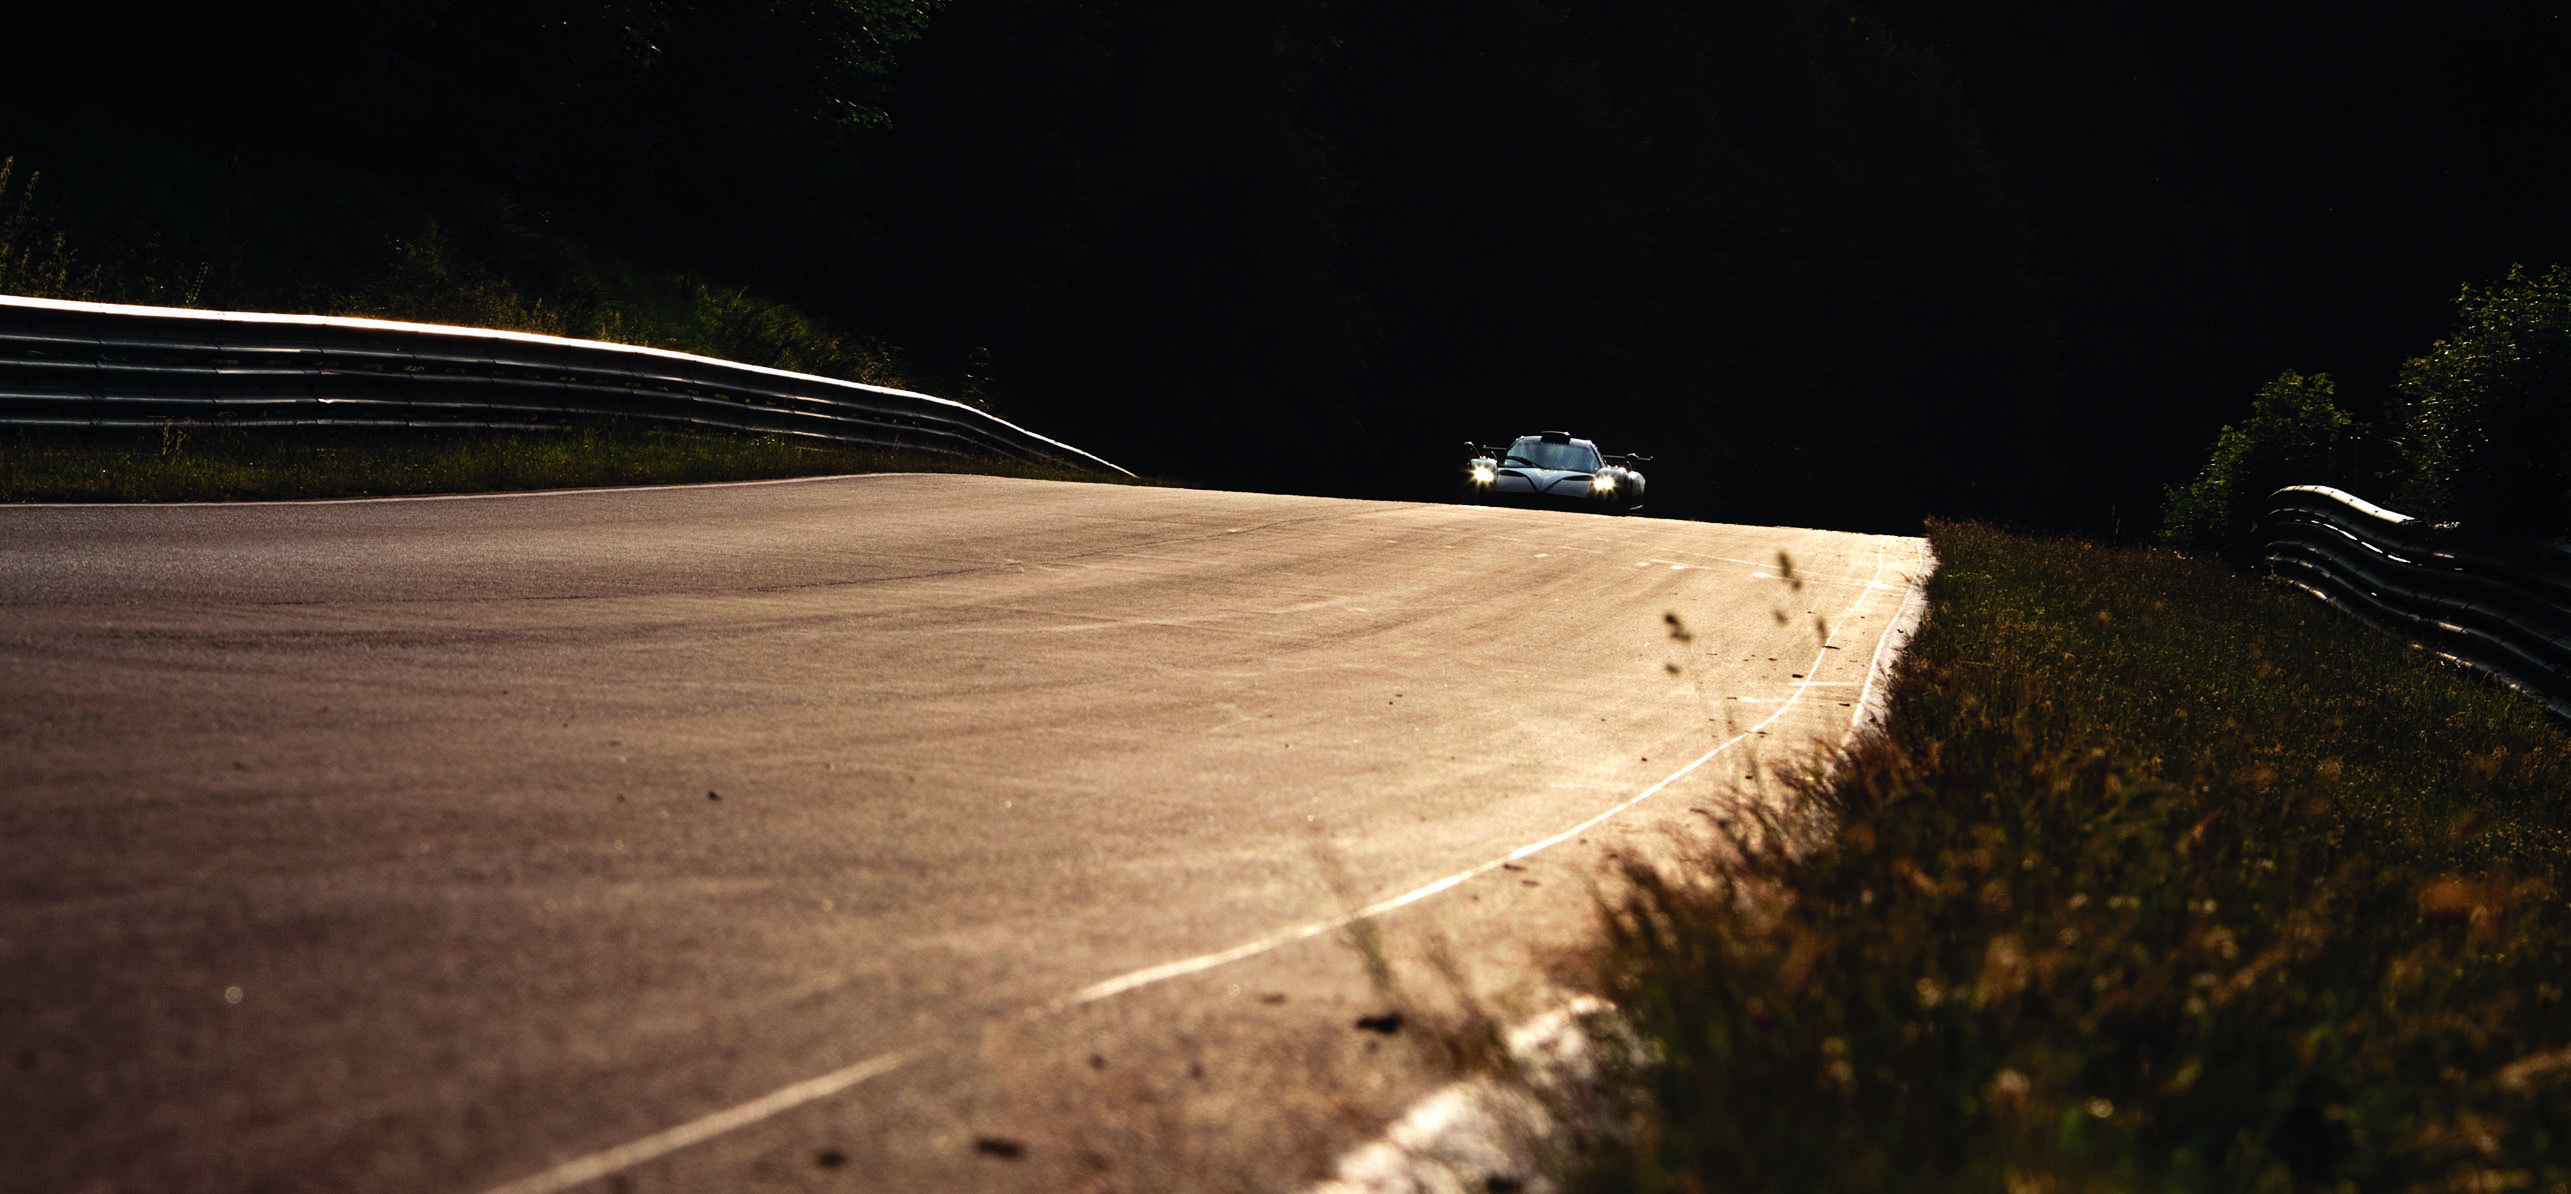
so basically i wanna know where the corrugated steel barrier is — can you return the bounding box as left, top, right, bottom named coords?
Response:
left=0, top=295, right=1131, bottom=476
left=2264, top=484, right=2571, bottom=718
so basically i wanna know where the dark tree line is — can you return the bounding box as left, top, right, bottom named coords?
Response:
left=5, top=0, right=2566, bottom=532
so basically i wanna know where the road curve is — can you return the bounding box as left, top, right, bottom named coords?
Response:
left=0, top=474, right=1927, bottom=1193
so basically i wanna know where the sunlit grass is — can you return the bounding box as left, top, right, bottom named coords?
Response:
left=0, top=423, right=1124, bottom=503
left=1590, top=521, right=2571, bottom=1192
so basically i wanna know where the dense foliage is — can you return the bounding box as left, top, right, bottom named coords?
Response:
left=2158, top=370, right=2360, bottom=552
left=2394, top=265, right=2571, bottom=535
left=3, top=0, right=2565, bottom=530
left=1595, top=522, right=2571, bottom=1193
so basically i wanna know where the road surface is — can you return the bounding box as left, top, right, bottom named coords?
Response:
left=0, top=474, right=1928, bottom=1193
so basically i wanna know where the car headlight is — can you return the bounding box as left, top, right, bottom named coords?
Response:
left=1591, top=473, right=1618, bottom=493
left=1471, top=463, right=1496, bottom=484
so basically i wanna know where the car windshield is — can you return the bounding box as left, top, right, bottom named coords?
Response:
left=1510, top=438, right=1601, bottom=471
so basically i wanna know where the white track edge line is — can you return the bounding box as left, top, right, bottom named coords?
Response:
left=469, top=535, right=1913, bottom=1194
left=1850, top=543, right=1938, bottom=732
left=1066, top=537, right=1901, bottom=1006
left=1299, top=537, right=1933, bottom=1194
left=473, top=1051, right=911, bottom=1194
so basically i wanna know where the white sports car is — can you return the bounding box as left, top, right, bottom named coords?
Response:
left=1463, top=431, right=1648, bottom=514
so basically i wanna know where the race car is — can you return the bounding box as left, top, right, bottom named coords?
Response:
left=1463, top=431, right=1648, bottom=514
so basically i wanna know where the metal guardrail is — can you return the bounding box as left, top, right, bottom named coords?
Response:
left=2264, top=484, right=2571, bottom=718
left=0, top=295, right=1131, bottom=476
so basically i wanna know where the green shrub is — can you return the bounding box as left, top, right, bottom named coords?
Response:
left=0, top=157, right=95, bottom=300
left=328, top=223, right=917, bottom=390
left=2393, top=264, right=2571, bottom=534
left=0, top=147, right=926, bottom=395
left=2159, top=370, right=2358, bottom=551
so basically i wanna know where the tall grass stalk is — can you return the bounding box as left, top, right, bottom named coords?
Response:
left=1591, top=522, right=2571, bottom=1193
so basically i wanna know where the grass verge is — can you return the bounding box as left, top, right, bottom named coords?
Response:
left=1591, top=521, right=2571, bottom=1192
left=0, top=424, right=1124, bottom=503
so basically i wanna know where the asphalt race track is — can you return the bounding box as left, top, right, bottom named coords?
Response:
left=0, top=473, right=1929, bottom=1193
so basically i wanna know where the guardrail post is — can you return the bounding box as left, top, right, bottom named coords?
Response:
left=0, top=295, right=1130, bottom=476
left=2263, top=485, right=2571, bottom=719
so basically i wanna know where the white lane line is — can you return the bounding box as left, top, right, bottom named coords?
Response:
left=469, top=535, right=1916, bottom=1194
left=1065, top=537, right=1900, bottom=1007
left=10, top=471, right=917, bottom=509
left=1063, top=714, right=1753, bottom=1004
left=473, top=1051, right=912, bottom=1194
left=1851, top=544, right=1937, bottom=733
left=1299, top=540, right=1932, bottom=1194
